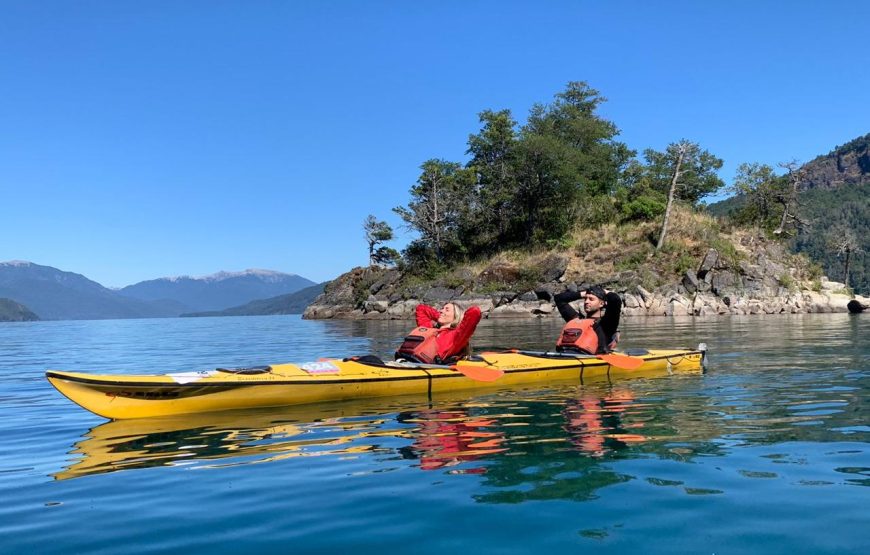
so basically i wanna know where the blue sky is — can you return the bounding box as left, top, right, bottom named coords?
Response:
left=2, top=1, right=868, bottom=287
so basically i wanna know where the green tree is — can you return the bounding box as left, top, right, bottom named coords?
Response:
left=372, top=246, right=400, bottom=267
left=773, top=161, right=808, bottom=236
left=511, top=81, right=633, bottom=242
left=393, top=159, right=476, bottom=263
left=466, top=109, right=520, bottom=250
left=524, top=81, right=634, bottom=198
left=362, top=215, right=397, bottom=266
left=614, top=159, right=667, bottom=222
left=825, top=223, right=862, bottom=290
left=728, top=162, right=784, bottom=229
left=647, top=140, right=723, bottom=251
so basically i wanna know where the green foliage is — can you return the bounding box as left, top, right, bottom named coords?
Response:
left=724, top=163, right=788, bottom=231
left=398, top=239, right=449, bottom=278
left=363, top=215, right=396, bottom=266
left=393, top=159, right=476, bottom=263
left=372, top=246, right=400, bottom=266
left=792, top=182, right=870, bottom=293
left=621, top=194, right=666, bottom=222
left=778, top=273, right=795, bottom=291
left=395, top=81, right=635, bottom=265
left=806, top=262, right=825, bottom=281
left=575, top=194, right=618, bottom=228
left=707, top=235, right=739, bottom=263
left=614, top=250, right=648, bottom=272
left=673, top=252, right=696, bottom=275
left=465, top=109, right=521, bottom=252
left=641, top=141, right=724, bottom=205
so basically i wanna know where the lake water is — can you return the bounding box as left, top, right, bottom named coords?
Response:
left=1, top=314, right=867, bottom=554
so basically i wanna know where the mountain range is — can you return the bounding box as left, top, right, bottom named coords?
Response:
left=0, top=261, right=316, bottom=321
left=117, top=269, right=315, bottom=312
left=181, top=282, right=326, bottom=317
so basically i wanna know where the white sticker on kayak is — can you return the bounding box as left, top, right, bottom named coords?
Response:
left=169, top=370, right=218, bottom=384
left=300, top=361, right=340, bottom=375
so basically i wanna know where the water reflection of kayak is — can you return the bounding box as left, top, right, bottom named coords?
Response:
left=54, top=398, right=420, bottom=481
left=46, top=347, right=706, bottom=420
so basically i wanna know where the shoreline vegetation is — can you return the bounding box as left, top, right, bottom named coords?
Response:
left=305, top=82, right=869, bottom=320
left=304, top=205, right=868, bottom=320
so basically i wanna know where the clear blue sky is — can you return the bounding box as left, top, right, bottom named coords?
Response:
left=2, top=1, right=868, bottom=287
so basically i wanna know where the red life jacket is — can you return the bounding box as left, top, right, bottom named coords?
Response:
left=396, top=326, right=441, bottom=364
left=556, top=318, right=603, bottom=355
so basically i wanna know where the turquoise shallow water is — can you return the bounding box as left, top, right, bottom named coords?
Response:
left=1, top=314, right=868, bottom=554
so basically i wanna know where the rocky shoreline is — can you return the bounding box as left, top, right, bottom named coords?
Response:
left=304, top=246, right=869, bottom=321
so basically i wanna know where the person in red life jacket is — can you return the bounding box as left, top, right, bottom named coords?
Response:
left=395, top=302, right=482, bottom=364
left=554, top=285, right=621, bottom=354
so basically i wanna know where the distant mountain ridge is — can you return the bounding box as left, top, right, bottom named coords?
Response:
left=182, top=282, right=326, bottom=317
left=0, top=261, right=317, bottom=320
left=118, top=269, right=315, bottom=312
left=0, top=261, right=177, bottom=320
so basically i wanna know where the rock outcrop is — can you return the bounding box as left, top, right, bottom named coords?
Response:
left=304, top=243, right=867, bottom=320
left=799, top=132, right=870, bottom=192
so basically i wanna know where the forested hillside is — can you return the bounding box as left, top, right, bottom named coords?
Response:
left=709, top=133, right=869, bottom=294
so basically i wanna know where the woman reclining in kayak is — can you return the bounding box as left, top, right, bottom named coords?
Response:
left=395, top=302, right=482, bottom=364
left=554, top=285, right=621, bottom=355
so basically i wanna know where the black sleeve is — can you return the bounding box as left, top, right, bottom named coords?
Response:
left=599, top=292, right=622, bottom=340
left=554, top=290, right=583, bottom=322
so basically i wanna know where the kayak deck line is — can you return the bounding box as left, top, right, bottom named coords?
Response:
left=45, top=369, right=444, bottom=388
left=45, top=346, right=707, bottom=420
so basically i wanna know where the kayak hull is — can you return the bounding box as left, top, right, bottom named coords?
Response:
left=46, top=349, right=705, bottom=420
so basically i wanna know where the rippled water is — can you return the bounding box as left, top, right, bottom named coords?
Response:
left=1, top=314, right=868, bottom=554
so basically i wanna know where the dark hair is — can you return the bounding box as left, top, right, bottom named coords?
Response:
left=586, top=285, right=607, bottom=301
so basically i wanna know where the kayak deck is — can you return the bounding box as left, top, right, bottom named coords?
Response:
left=46, top=347, right=706, bottom=420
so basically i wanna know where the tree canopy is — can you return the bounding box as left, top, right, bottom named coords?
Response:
left=395, top=81, right=670, bottom=270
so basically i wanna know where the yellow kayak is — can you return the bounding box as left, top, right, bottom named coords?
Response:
left=46, top=347, right=706, bottom=420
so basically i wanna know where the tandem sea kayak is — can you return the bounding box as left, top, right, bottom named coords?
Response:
left=46, top=346, right=707, bottom=420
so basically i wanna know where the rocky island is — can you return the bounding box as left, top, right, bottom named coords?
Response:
left=305, top=210, right=868, bottom=321
left=304, top=88, right=867, bottom=322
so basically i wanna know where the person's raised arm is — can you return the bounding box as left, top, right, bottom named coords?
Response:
left=554, top=290, right=583, bottom=322
left=451, top=306, right=482, bottom=348
left=415, top=304, right=440, bottom=327
left=600, top=292, right=622, bottom=339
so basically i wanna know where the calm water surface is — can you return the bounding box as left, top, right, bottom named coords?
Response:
left=1, top=314, right=867, bottom=554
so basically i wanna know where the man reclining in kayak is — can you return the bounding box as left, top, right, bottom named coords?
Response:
left=554, top=285, right=621, bottom=355
left=395, top=302, right=482, bottom=364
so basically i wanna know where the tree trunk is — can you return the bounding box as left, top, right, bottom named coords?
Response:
left=843, top=248, right=851, bottom=289
left=774, top=162, right=801, bottom=236
left=656, top=145, right=687, bottom=251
